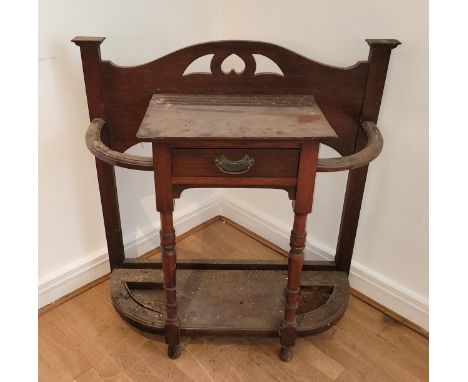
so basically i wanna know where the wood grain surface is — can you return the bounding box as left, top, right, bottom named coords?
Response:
left=136, top=95, right=337, bottom=141
left=39, top=219, right=428, bottom=381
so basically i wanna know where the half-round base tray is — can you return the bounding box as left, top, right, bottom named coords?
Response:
left=111, top=264, right=350, bottom=337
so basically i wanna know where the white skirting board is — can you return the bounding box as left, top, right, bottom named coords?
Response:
left=38, top=192, right=222, bottom=308
left=39, top=191, right=428, bottom=331
left=218, top=193, right=429, bottom=330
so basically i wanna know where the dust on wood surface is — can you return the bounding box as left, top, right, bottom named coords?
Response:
left=136, top=94, right=337, bottom=141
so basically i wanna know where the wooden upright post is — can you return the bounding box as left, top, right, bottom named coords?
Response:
left=335, top=39, right=400, bottom=274
left=72, top=37, right=125, bottom=270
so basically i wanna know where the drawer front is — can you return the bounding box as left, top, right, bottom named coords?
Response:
left=171, top=149, right=300, bottom=178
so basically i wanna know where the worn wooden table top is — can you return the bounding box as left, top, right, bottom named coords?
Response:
left=136, top=94, right=337, bottom=141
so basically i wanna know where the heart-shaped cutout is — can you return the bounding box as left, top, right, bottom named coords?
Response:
left=221, top=54, right=246, bottom=75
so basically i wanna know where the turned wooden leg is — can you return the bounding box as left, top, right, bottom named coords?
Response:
left=279, top=142, right=319, bottom=362
left=153, top=143, right=181, bottom=359
left=160, top=212, right=181, bottom=359
left=279, top=213, right=307, bottom=362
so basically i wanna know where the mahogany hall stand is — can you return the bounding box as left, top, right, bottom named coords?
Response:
left=73, top=37, right=400, bottom=362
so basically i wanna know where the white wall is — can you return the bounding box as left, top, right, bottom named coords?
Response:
left=39, top=1, right=428, bottom=328
left=38, top=0, right=224, bottom=305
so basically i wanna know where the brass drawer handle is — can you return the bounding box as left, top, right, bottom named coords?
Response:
left=214, top=155, right=255, bottom=174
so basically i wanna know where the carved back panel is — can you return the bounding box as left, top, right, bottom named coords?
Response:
left=99, top=41, right=369, bottom=155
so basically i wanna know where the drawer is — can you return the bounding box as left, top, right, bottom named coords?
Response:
left=171, top=149, right=300, bottom=178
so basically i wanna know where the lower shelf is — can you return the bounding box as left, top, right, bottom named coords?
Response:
left=111, top=265, right=350, bottom=337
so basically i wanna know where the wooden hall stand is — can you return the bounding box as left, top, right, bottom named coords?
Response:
left=73, top=37, right=400, bottom=362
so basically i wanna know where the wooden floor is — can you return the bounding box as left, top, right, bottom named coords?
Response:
left=39, top=219, right=428, bottom=382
